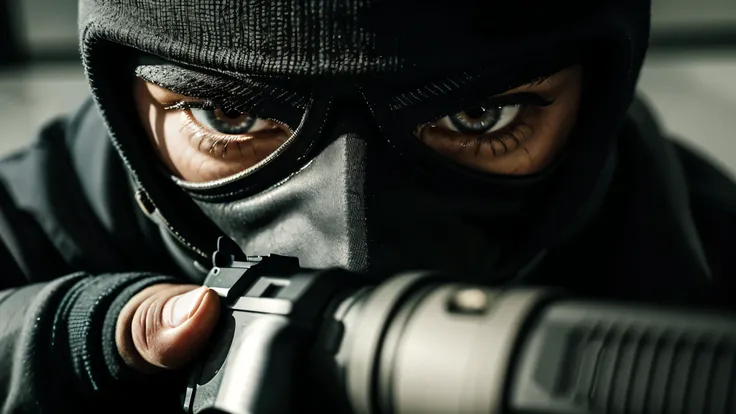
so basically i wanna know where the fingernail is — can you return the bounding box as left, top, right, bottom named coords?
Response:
left=170, top=287, right=208, bottom=327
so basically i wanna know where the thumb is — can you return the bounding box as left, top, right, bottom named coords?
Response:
left=118, top=284, right=221, bottom=373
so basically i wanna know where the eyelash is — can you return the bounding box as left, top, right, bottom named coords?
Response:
left=163, top=100, right=216, bottom=112
left=424, top=93, right=553, bottom=158
left=164, top=101, right=251, bottom=155
left=465, top=105, right=537, bottom=157
left=165, top=94, right=550, bottom=159
left=486, top=96, right=549, bottom=155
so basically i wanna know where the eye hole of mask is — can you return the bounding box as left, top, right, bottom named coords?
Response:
left=134, top=79, right=295, bottom=184
left=413, top=65, right=584, bottom=176
left=183, top=104, right=287, bottom=141
left=442, top=104, right=521, bottom=134
left=190, top=107, right=262, bottom=135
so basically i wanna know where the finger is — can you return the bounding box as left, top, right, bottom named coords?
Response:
left=116, top=283, right=187, bottom=374
left=118, top=284, right=221, bottom=373
left=133, top=285, right=221, bottom=370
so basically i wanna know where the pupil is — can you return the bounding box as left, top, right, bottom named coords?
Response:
left=464, top=106, right=486, bottom=119
left=221, top=108, right=245, bottom=120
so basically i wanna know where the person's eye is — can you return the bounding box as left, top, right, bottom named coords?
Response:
left=135, top=79, right=300, bottom=184
left=438, top=105, right=521, bottom=135
left=189, top=107, right=272, bottom=136
left=413, top=93, right=558, bottom=175
left=161, top=101, right=293, bottom=183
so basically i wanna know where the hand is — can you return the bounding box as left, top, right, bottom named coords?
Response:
left=115, top=283, right=221, bottom=374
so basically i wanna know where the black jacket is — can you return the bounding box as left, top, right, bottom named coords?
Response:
left=0, top=95, right=734, bottom=413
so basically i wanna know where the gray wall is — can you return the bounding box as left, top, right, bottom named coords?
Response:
left=11, top=0, right=79, bottom=56
left=652, top=0, right=736, bottom=28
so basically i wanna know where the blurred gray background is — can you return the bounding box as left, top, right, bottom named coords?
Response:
left=0, top=0, right=735, bottom=176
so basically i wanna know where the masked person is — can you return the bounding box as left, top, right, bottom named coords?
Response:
left=1, top=0, right=735, bottom=413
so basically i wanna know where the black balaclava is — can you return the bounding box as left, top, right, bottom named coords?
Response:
left=78, top=0, right=653, bottom=284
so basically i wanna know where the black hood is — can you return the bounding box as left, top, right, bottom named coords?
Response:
left=78, top=0, right=653, bottom=283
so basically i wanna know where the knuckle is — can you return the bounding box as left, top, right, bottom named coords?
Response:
left=132, top=296, right=169, bottom=363
left=131, top=304, right=151, bottom=353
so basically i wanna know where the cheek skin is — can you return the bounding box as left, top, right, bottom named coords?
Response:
left=420, top=65, right=585, bottom=176
left=134, top=80, right=182, bottom=177
left=134, top=79, right=224, bottom=182
left=508, top=65, right=583, bottom=175
left=134, top=79, right=291, bottom=183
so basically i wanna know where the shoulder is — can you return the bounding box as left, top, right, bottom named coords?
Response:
left=636, top=98, right=736, bottom=296
left=0, top=97, right=111, bottom=224
left=671, top=138, right=736, bottom=282
left=605, top=95, right=736, bottom=303
left=0, top=98, right=174, bottom=276
left=0, top=98, right=129, bottom=275
left=671, top=140, right=736, bottom=215
left=627, top=94, right=736, bottom=228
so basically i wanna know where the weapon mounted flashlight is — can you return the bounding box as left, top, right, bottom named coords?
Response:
left=184, top=238, right=736, bottom=414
